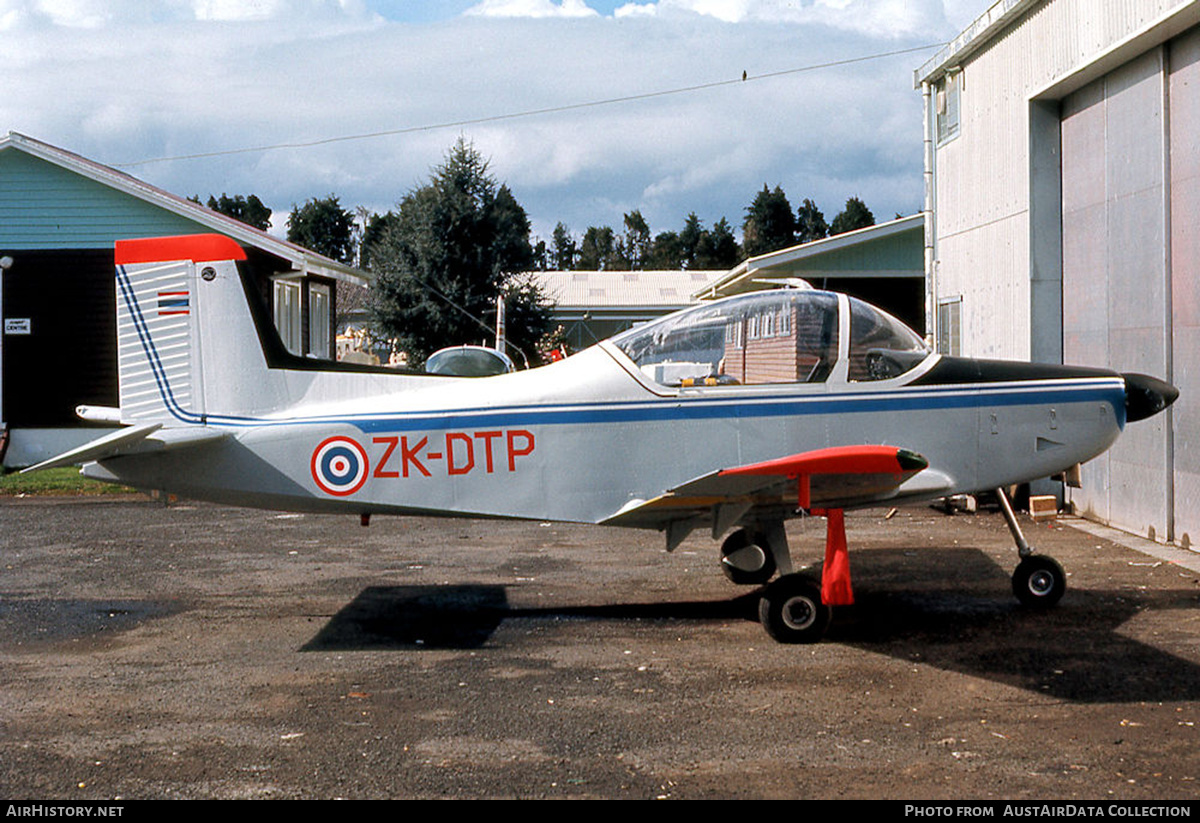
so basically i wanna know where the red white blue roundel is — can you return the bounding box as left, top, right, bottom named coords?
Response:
left=311, top=436, right=369, bottom=496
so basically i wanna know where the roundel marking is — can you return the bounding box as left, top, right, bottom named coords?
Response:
left=311, top=436, right=369, bottom=496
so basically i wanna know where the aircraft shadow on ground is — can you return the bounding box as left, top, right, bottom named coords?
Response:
left=302, top=547, right=1200, bottom=703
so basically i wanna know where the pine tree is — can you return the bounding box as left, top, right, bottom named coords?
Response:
left=368, top=139, right=551, bottom=365
left=742, top=185, right=796, bottom=258
left=829, top=197, right=875, bottom=236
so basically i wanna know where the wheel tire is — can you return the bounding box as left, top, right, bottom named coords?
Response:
left=1012, top=555, right=1066, bottom=608
left=720, top=528, right=776, bottom=585
left=758, top=575, right=830, bottom=644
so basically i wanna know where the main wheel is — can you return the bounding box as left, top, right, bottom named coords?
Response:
left=758, top=575, right=830, bottom=644
left=1012, top=555, right=1066, bottom=608
left=720, top=528, right=777, bottom=585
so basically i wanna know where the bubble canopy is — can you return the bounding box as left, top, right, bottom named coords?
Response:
left=607, top=289, right=929, bottom=388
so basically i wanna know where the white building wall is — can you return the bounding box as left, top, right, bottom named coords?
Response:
left=927, top=0, right=1194, bottom=360
left=921, top=0, right=1200, bottom=546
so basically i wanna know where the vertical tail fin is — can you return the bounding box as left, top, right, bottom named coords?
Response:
left=114, top=234, right=267, bottom=426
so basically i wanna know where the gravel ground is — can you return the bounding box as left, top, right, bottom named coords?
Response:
left=1, top=497, right=1199, bottom=799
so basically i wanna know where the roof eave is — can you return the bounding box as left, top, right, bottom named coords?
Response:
left=694, top=214, right=923, bottom=299
left=1, top=132, right=368, bottom=287
left=913, top=0, right=1043, bottom=87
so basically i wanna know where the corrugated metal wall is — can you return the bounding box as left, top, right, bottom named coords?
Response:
left=1169, top=29, right=1200, bottom=548
left=928, top=0, right=1200, bottom=546
left=931, top=0, right=1192, bottom=361
left=1058, top=25, right=1200, bottom=545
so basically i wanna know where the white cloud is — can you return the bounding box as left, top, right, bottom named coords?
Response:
left=0, top=0, right=372, bottom=29
left=0, top=0, right=113, bottom=28
left=612, top=3, right=653, bottom=18
left=464, top=0, right=599, bottom=18
left=191, top=0, right=372, bottom=21
left=2, top=2, right=975, bottom=241
left=615, top=0, right=955, bottom=38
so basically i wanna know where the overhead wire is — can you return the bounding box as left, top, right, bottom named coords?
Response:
left=114, top=42, right=942, bottom=168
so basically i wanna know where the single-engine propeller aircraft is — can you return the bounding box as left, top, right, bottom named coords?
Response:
left=28, top=234, right=1178, bottom=642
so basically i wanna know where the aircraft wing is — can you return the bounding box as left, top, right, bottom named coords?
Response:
left=602, top=444, right=950, bottom=532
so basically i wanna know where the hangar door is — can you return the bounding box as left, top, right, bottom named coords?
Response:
left=1, top=250, right=118, bottom=427
left=1060, top=28, right=1200, bottom=548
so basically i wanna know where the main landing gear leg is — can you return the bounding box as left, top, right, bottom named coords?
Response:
left=996, top=486, right=1066, bottom=608
left=757, top=510, right=850, bottom=644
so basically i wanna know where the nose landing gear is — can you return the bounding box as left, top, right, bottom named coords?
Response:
left=996, top=487, right=1066, bottom=608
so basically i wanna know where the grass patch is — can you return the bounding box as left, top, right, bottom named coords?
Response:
left=0, top=466, right=138, bottom=496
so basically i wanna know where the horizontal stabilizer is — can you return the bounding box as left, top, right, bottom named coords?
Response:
left=21, top=425, right=230, bottom=473
left=21, top=423, right=163, bottom=473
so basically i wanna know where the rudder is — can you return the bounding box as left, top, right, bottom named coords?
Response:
left=114, top=235, right=249, bottom=425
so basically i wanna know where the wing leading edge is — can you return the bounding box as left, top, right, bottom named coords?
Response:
left=602, top=444, right=943, bottom=532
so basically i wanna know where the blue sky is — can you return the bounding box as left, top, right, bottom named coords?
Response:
left=2, top=0, right=993, bottom=246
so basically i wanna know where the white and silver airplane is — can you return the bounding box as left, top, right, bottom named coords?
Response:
left=28, top=234, right=1178, bottom=643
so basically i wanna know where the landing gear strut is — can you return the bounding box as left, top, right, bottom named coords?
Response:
left=996, top=486, right=1066, bottom=608
left=724, top=512, right=850, bottom=644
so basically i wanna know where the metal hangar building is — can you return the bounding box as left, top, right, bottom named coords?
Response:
left=915, top=0, right=1200, bottom=546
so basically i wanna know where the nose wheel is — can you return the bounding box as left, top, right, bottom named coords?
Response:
left=1012, top=555, right=1066, bottom=608
left=996, top=487, right=1067, bottom=608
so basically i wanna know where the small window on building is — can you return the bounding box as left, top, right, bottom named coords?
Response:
left=309, top=282, right=331, bottom=359
left=274, top=279, right=302, bottom=355
left=936, top=70, right=961, bottom=145
left=937, top=297, right=962, bottom=356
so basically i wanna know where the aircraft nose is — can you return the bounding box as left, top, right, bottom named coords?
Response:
left=1123, top=373, right=1179, bottom=423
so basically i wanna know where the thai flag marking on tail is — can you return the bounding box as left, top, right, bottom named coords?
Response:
left=157, top=291, right=190, bottom=315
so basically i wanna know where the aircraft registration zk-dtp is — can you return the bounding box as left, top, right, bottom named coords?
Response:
left=29, top=234, right=1178, bottom=643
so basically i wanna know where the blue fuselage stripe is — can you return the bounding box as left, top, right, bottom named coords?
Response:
left=343, top=384, right=1125, bottom=433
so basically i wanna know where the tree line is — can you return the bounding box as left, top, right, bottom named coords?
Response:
left=197, top=176, right=878, bottom=275
left=542, top=188, right=875, bottom=272
left=195, top=140, right=881, bottom=365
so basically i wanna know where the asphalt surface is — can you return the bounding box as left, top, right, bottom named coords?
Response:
left=1, top=496, right=1199, bottom=799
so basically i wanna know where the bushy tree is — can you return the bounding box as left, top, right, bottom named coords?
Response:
left=287, top=195, right=355, bottom=264
left=796, top=199, right=829, bottom=244
left=622, top=210, right=651, bottom=270
left=194, top=193, right=272, bottom=231
left=647, top=230, right=683, bottom=269
left=358, top=210, right=399, bottom=270
left=577, top=225, right=618, bottom=270
left=742, top=185, right=796, bottom=258
left=829, top=196, right=875, bottom=236
left=695, top=217, right=740, bottom=269
left=679, top=212, right=705, bottom=268
left=367, top=139, right=552, bottom=366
